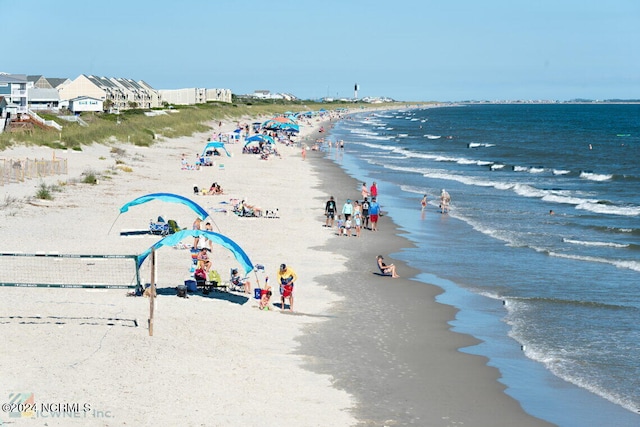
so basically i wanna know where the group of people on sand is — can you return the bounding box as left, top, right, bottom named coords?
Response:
left=194, top=182, right=224, bottom=196
left=323, top=182, right=382, bottom=237
left=321, top=182, right=400, bottom=278
left=248, top=264, right=299, bottom=312
left=190, top=217, right=300, bottom=311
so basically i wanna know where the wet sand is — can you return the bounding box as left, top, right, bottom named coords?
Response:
left=297, top=147, right=554, bottom=426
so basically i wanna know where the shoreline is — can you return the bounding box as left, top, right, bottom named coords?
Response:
left=0, top=110, right=553, bottom=426
left=297, top=130, right=554, bottom=425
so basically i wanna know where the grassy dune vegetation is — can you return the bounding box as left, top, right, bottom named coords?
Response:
left=0, top=99, right=408, bottom=151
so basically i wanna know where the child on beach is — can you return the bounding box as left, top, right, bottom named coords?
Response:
left=336, top=215, right=345, bottom=236
left=354, top=211, right=362, bottom=237
left=259, top=279, right=272, bottom=310
left=344, top=217, right=352, bottom=237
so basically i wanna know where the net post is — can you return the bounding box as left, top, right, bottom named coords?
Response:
left=149, top=248, right=156, bottom=336
left=134, top=255, right=141, bottom=288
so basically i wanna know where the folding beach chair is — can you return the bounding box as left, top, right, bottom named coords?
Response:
left=198, top=270, right=227, bottom=294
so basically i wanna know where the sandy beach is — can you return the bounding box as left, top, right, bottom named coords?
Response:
left=0, top=112, right=553, bottom=426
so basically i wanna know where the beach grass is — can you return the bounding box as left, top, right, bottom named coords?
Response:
left=0, top=100, right=408, bottom=151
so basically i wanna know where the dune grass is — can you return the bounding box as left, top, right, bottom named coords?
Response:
left=0, top=100, right=409, bottom=151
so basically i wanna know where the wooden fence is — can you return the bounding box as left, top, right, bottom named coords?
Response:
left=0, top=156, right=68, bottom=186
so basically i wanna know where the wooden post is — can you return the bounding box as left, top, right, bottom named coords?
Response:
left=149, top=248, right=156, bottom=336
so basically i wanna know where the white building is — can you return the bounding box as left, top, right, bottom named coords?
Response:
left=159, top=87, right=232, bottom=105
left=28, top=88, right=60, bottom=110
left=68, top=96, right=103, bottom=113
left=58, top=75, right=160, bottom=111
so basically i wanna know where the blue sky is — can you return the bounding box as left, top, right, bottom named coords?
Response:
left=4, top=0, right=639, bottom=101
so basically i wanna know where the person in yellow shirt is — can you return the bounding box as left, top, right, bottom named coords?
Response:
left=277, top=263, right=298, bottom=311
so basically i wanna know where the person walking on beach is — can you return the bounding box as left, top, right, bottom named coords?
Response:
left=354, top=210, right=362, bottom=237
left=361, top=182, right=369, bottom=200
left=369, top=197, right=381, bottom=231
left=277, top=263, right=298, bottom=311
left=421, top=194, right=428, bottom=211
left=440, top=189, right=451, bottom=214
left=361, top=197, right=370, bottom=229
left=342, top=198, right=354, bottom=220
left=370, top=182, right=378, bottom=199
left=325, top=196, right=337, bottom=227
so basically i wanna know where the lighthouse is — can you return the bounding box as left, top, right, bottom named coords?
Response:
left=354, top=83, right=359, bottom=100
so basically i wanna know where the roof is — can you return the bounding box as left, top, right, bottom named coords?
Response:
left=47, top=78, right=69, bottom=88
left=85, top=75, right=119, bottom=90
left=28, top=88, right=60, bottom=101
left=138, top=80, right=156, bottom=90
left=0, top=73, right=27, bottom=84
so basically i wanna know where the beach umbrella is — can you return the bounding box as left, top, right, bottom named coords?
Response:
left=137, top=229, right=254, bottom=275
left=262, top=116, right=298, bottom=130
left=244, top=134, right=275, bottom=145
left=272, top=116, right=297, bottom=124
left=276, top=122, right=300, bottom=132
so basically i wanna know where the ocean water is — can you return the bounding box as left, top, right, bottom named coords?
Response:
left=325, top=104, right=640, bottom=426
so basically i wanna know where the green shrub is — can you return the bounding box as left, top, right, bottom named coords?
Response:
left=36, top=183, right=53, bottom=200
left=81, top=169, right=99, bottom=184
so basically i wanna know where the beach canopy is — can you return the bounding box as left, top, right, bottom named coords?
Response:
left=137, top=229, right=253, bottom=275
left=201, top=141, right=231, bottom=157
left=120, top=193, right=209, bottom=220
left=244, top=134, right=275, bottom=146
left=261, top=118, right=300, bottom=132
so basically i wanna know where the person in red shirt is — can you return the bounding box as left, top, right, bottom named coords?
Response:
left=370, top=182, right=378, bottom=199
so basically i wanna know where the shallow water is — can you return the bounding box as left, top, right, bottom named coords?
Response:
left=325, top=104, right=640, bottom=426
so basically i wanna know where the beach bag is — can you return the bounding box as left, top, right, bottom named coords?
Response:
left=185, top=280, right=197, bottom=293
left=195, top=268, right=207, bottom=280
left=176, top=285, right=187, bottom=298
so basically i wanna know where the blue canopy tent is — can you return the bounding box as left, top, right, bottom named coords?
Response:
left=119, top=193, right=209, bottom=220
left=201, top=141, right=231, bottom=158
left=109, top=192, right=218, bottom=236
left=280, top=123, right=300, bottom=133
left=244, top=134, right=276, bottom=146
left=261, top=118, right=300, bottom=133
left=137, top=229, right=253, bottom=276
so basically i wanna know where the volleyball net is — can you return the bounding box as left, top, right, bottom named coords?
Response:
left=0, top=252, right=142, bottom=289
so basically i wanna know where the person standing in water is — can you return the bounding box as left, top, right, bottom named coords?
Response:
left=440, top=189, right=451, bottom=214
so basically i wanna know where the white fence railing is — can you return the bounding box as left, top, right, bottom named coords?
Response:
left=27, top=109, right=63, bottom=131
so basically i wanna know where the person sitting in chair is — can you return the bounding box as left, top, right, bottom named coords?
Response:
left=197, top=248, right=211, bottom=274
left=231, top=268, right=251, bottom=294
left=376, top=255, right=399, bottom=278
